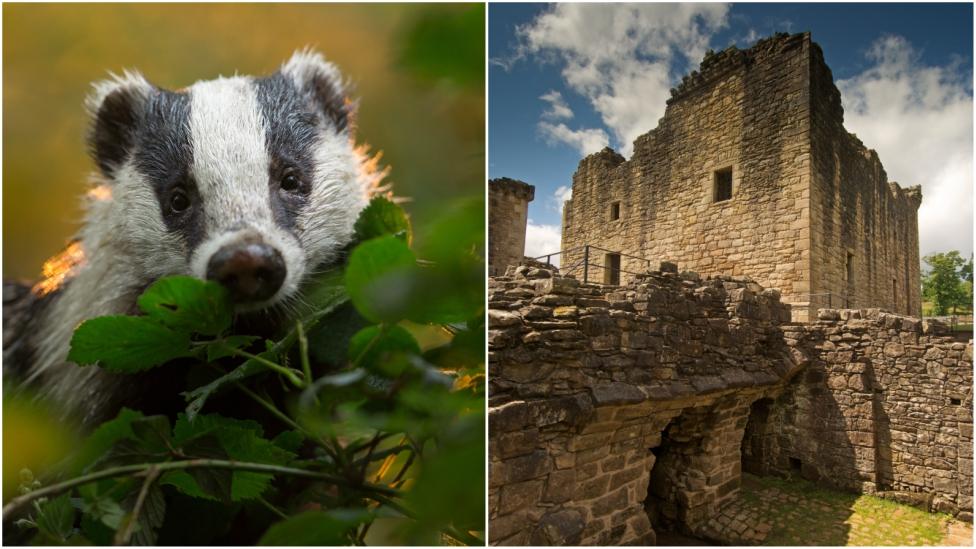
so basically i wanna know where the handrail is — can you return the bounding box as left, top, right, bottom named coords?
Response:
left=528, top=244, right=650, bottom=285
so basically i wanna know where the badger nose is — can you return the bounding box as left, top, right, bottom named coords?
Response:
left=206, top=243, right=286, bottom=303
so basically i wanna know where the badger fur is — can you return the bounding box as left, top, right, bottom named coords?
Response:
left=4, top=50, right=383, bottom=426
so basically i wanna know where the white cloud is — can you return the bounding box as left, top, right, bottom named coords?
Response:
left=837, top=35, right=973, bottom=257
left=538, top=121, right=610, bottom=156
left=540, top=90, right=573, bottom=120
left=552, top=185, right=573, bottom=214
left=518, top=3, right=730, bottom=156
left=525, top=220, right=562, bottom=266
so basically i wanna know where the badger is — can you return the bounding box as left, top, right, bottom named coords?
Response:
left=3, top=50, right=383, bottom=426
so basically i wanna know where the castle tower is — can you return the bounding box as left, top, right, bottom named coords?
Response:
left=560, top=32, right=922, bottom=321
left=489, top=177, right=535, bottom=276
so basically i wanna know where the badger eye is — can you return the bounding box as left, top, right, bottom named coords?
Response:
left=280, top=173, right=302, bottom=193
left=170, top=188, right=190, bottom=212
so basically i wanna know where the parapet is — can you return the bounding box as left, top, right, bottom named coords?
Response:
left=667, top=32, right=810, bottom=105
left=489, top=177, right=535, bottom=201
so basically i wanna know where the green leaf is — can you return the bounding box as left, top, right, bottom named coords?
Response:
left=119, top=484, right=166, bottom=546
left=349, top=325, right=421, bottom=376
left=129, top=415, right=173, bottom=453
left=406, top=414, right=485, bottom=536
left=137, top=275, right=233, bottom=336
left=257, top=509, right=370, bottom=546
left=35, top=493, right=75, bottom=541
left=73, top=408, right=144, bottom=473
left=161, top=433, right=232, bottom=502
left=345, top=235, right=418, bottom=323
left=271, top=430, right=305, bottom=454
left=68, top=316, right=193, bottom=373
left=354, top=196, right=412, bottom=243
left=171, top=414, right=295, bottom=501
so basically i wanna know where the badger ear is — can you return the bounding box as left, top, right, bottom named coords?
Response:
left=86, top=71, right=153, bottom=178
left=281, top=49, right=352, bottom=132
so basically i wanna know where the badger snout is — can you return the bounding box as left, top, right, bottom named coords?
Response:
left=206, top=242, right=286, bottom=303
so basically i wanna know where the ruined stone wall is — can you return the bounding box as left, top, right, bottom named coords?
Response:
left=488, top=263, right=798, bottom=545
left=561, top=33, right=813, bottom=312
left=752, top=309, right=972, bottom=518
left=807, top=43, right=923, bottom=317
left=559, top=32, right=922, bottom=322
left=489, top=178, right=534, bottom=276
left=488, top=265, right=972, bottom=545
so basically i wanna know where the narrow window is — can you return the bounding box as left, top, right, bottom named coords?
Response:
left=893, top=278, right=898, bottom=309
left=610, top=201, right=621, bottom=220
left=604, top=253, right=621, bottom=285
left=951, top=398, right=962, bottom=406
left=713, top=167, right=733, bottom=202
left=846, top=253, right=854, bottom=283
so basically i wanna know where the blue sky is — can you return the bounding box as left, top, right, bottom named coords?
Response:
left=488, top=2, right=974, bottom=261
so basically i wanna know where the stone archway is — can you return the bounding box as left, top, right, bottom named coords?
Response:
left=742, top=397, right=775, bottom=475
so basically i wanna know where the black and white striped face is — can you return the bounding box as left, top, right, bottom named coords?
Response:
left=85, top=51, right=372, bottom=309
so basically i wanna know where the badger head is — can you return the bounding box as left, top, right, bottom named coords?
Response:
left=84, top=50, right=378, bottom=312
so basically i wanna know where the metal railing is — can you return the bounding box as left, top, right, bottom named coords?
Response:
left=531, top=245, right=650, bottom=285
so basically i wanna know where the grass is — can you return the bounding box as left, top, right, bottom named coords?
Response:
left=734, top=474, right=957, bottom=546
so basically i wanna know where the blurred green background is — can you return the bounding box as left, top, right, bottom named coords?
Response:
left=2, top=2, right=484, bottom=281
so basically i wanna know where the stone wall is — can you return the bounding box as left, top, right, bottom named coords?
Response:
left=752, top=309, right=972, bottom=517
left=488, top=265, right=972, bottom=545
left=807, top=43, right=923, bottom=317
left=558, top=32, right=921, bottom=322
left=489, top=178, right=535, bottom=276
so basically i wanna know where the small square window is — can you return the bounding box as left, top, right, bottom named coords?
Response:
left=713, top=167, right=733, bottom=202
left=610, top=201, right=621, bottom=220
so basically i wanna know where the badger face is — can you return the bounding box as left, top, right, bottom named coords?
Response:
left=85, top=51, right=373, bottom=310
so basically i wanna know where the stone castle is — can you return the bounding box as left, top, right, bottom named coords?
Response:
left=487, top=32, right=968, bottom=546
left=558, top=32, right=921, bottom=321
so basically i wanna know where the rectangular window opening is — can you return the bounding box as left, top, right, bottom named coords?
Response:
left=604, top=253, right=621, bottom=285
left=610, top=201, right=621, bottom=220
left=951, top=398, right=962, bottom=406
left=893, top=278, right=898, bottom=309
left=713, top=167, right=733, bottom=202
left=789, top=457, right=802, bottom=473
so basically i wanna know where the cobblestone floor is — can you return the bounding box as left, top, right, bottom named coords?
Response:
left=699, top=474, right=972, bottom=546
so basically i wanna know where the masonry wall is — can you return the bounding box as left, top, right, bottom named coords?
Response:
left=807, top=43, right=923, bottom=317
left=489, top=178, right=535, bottom=276
left=561, top=33, right=813, bottom=313
left=755, top=310, right=972, bottom=516
left=488, top=265, right=973, bottom=545
left=559, top=32, right=922, bottom=322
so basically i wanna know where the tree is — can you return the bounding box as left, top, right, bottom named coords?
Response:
left=922, top=251, right=970, bottom=315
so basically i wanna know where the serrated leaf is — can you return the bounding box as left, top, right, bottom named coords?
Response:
left=205, top=335, right=261, bottom=362
left=123, top=484, right=166, bottom=546
left=89, top=439, right=161, bottom=471
left=345, top=236, right=418, bottom=323
left=172, top=414, right=295, bottom=501
left=271, top=430, right=304, bottom=454
left=68, top=316, right=193, bottom=373
left=35, top=493, right=75, bottom=541
left=74, top=409, right=144, bottom=473
left=129, top=416, right=172, bottom=453
left=137, top=276, right=233, bottom=336
left=354, top=196, right=411, bottom=243
left=257, top=509, right=370, bottom=546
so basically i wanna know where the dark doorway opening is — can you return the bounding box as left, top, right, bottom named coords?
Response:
left=604, top=253, right=621, bottom=285
left=741, top=398, right=773, bottom=475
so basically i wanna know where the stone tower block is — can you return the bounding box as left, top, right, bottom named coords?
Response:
left=489, top=177, right=535, bottom=276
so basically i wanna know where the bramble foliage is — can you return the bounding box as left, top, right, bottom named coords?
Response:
left=10, top=196, right=485, bottom=546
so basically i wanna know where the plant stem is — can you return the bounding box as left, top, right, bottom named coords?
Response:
left=223, top=345, right=304, bottom=388
left=114, top=465, right=160, bottom=545
left=257, top=496, right=289, bottom=521
left=296, top=320, right=312, bottom=389
left=3, top=459, right=401, bottom=519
